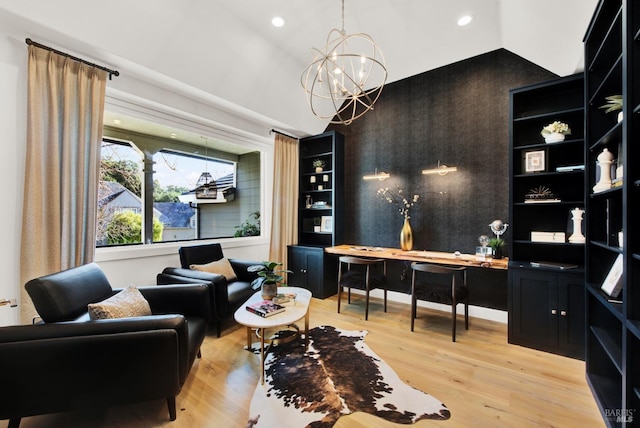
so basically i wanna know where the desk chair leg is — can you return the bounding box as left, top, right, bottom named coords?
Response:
left=452, top=300, right=457, bottom=342
left=365, top=285, right=370, bottom=321
left=410, top=271, right=417, bottom=331
left=337, top=284, right=342, bottom=313
left=383, top=288, right=387, bottom=312
left=464, top=299, right=469, bottom=330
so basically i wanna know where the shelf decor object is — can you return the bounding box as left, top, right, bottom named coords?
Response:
left=524, top=185, right=559, bottom=203
left=300, top=0, right=387, bottom=125
left=567, top=208, right=585, bottom=244
left=592, top=148, right=614, bottom=193
left=600, top=254, right=623, bottom=298
left=524, top=149, right=546, bottom=173
left=598, top=94, right=623, bottom=123
left=541, top=121, right=572, bottom=143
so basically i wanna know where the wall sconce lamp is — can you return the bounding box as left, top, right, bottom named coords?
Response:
left=363, top=169, right=390, bottom=181
left=422, top=161, right=458, bottom=176
left=0, top=298, right=17, bottom=307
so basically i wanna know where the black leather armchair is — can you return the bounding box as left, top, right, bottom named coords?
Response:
left=0, top=263, right=210, bottom=427
left=157, top=243, right=259, bottom=337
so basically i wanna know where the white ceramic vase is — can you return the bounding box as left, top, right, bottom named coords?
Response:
left=544, top=132, right=565, bottom=144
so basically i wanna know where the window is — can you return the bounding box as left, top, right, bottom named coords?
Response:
left=153, top=150, right=235, bottom=242
left=97, top=117, right=262, bottom=247
left=97, top=140, right=144, bottom=246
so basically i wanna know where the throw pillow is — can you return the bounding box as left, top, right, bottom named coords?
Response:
left=190, top=257, right=238, bottom=281
left=88, top=286, right=152, bottom=320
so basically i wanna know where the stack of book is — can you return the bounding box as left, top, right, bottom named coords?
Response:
left=531, top=231, right=566, bottom=243
left=245, top=300, right=286, bottom=318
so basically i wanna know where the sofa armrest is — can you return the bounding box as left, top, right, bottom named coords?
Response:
left=229, top=259, right=262, bottom=283
left=0, top=321, right=182, bottom=421
left=132, top=283, right=211, bottom=323
left=159, top=267, right=227, bottom=286
left=157, top=268, right=231, bottom=318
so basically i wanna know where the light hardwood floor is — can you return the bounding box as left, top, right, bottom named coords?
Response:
left=6, top=295, right=604, bottom=428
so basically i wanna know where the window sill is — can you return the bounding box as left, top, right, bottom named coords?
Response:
left=95, top=236, right=268, bottom=262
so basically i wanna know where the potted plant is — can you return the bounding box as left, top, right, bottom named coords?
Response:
left=488, top=238, right=505, bottom=260
left=247, top=261, right=292, bottom=300
left=540, top=121, right=571, bottom=144
left=599, top=94, right=623, bottom=122
left=313, top=158, right=326, bottom=173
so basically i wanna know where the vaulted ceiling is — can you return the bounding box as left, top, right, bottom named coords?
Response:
left=0, top=0, right=597, bottom=137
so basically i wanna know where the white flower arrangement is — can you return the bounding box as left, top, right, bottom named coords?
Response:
left=540, top=121, right=571, bottom=137
left=312, top=158, right=326, bottom=168
left=377, top=186, right=419, bottom=220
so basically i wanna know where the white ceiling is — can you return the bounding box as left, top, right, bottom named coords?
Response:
left=0, top=0, right=598, bottom=140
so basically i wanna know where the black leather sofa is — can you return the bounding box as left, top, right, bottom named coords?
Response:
left=157, top=243, right=259, bottom=337
left=0, top=263, right=210, bottom=427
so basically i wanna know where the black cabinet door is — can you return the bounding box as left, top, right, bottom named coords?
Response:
left=509, top=269, right=559, bottom=350
left=288, top=246, right=309, bottom=289
left=558, top=274, right=585, bottom=359
left=509, top=267, right=585, bottom=359
left=287, top=245, right=336, bottom=298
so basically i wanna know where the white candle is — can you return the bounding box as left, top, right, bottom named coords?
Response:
left=310, top=176, right=316, bottom=183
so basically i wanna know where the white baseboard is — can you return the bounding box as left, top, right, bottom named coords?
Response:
left=346, top=289, right=508, bottom=324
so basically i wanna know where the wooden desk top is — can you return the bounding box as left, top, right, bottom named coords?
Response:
left=324, top=245, right=508, bottom=270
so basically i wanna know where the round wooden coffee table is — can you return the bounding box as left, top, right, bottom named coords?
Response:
left=234, top=286, right=312, bottom=383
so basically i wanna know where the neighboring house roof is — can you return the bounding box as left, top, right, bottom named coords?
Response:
left=154, top=202, right=195, bottom=228
left=99, top=181, right=163, bottom=218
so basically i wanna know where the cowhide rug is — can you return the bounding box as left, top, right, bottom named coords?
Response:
left=247, top=325, right=450, bottom=428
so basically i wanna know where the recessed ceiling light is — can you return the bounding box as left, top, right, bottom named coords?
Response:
left=113, top=119, right=121, bottom=125
left=272, top=16, right=285, bottom=28
left=457, top=15, right=473, bottom=26
left=170, top=133, right=178, bottom=139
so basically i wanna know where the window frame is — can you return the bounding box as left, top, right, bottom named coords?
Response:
left=96, top=93, right=272, bottom=262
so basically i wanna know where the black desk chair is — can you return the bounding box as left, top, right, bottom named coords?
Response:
left=410, top=262, right=468, bottom=342
left=337, top=256, right=387, bottom=320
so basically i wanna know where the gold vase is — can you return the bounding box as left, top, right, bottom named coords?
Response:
left=400, top=218, right=413, bottom=251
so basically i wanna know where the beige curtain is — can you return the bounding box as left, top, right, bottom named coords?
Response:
left=269, top=133, right=299, bottom=271
left=20, top=45, right=107, bottom=323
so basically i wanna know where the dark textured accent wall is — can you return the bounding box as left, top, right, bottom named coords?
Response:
left=326, top=49, right=557, bottom=308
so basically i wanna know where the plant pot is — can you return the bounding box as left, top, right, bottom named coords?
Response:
left=491, top=246, right=503, bottom=260
left=544, top=132, right=565, bottom=144
left=315, top=167, right=323, bottom=173
left=261, top=281, right=278, bottom=300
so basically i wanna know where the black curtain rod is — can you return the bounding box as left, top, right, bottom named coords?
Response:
left=270, top=129, right=299, bottom=140
left=26, top=38, right=120, bottom=80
